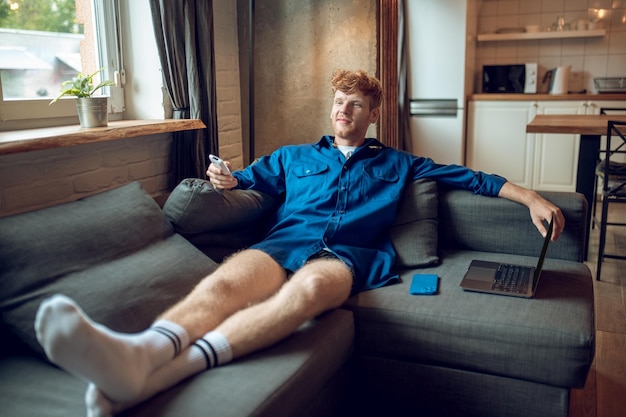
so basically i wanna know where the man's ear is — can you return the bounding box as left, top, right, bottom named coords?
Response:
left=370, top=107, right=380, bottom=124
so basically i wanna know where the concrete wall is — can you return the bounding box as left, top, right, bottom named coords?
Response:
left=248, top=0, right=378, bottom=158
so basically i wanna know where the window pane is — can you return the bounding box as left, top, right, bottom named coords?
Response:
left=0, top=0, right=98, bottom=101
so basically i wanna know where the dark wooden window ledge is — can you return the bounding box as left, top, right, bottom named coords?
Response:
left=0, top=119, right=205, bottom=156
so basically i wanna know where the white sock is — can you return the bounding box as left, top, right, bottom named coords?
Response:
left=85, top=331, right=232, bottom=416
left=35, top=294, right=189, bottom=403
left=195, top=331, right=233, bottom=368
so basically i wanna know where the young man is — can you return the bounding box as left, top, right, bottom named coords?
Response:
left=35, top=69, right=564, bottom=416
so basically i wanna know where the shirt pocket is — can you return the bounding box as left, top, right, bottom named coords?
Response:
left=290, top=163, right=330, bottom=196
left=292, top=163, right=328, bottom=177
left=361, top=165, right=401, bottom=201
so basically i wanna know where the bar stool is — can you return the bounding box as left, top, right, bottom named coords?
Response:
left=593, top=120, right=626, bottom=280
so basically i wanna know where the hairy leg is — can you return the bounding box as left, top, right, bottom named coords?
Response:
left=36, top=249, right=286, bottom=404
left=159, top=249, right=288, bottom=340
left=217, top=257, right=353, bottom=358
left=85, top=257, right=353, bottom=416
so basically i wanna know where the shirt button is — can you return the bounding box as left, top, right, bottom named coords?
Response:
left=305, top=169, right=311, bottom=174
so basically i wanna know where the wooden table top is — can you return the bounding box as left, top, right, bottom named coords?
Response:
left=526, top=114, right=626, bottom=135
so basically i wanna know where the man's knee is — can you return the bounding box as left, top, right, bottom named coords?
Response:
left=291, top=260, right=352, bottom=308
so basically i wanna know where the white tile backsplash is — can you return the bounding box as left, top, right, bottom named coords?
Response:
left=608, top=30, right=626, bottom=53
left=476, top=0, right=626, bottom=93
left=607, top=53, right=626, bottom=76
left=520, top=0, right=542, bottom=14
left=565, top=0, right=589, bottom=11
left=498, top=0, right=519, bottom=15
left=609, top=8, right=626, bottom=31
left=542, top=0, right=565, bottom=13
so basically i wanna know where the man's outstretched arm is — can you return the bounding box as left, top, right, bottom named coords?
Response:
left=498, top=181, right=565, bottom=241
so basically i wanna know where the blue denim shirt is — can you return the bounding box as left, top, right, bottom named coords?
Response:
left=233, top=136, right=506, bottom=293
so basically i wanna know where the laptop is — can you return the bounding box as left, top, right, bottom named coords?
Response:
left=460, top=216, right=554, bottom=298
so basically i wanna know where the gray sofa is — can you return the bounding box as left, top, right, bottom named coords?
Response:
left=0, top=178, right=594, bottom=417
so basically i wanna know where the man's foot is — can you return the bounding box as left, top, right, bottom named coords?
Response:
left=84, top=333, right=232, bottom=416
left=35, top=295, right=188, bottom=402
left=85, top=384, right=114, bottom=417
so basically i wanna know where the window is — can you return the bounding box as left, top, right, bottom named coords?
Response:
left=0, top=0, right=124, bottom=128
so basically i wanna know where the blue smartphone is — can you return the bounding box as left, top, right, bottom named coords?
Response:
left=409, top=274, right=439, bottom=295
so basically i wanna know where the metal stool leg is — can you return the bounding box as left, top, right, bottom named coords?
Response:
left=596, top=194, right=609, bottom=280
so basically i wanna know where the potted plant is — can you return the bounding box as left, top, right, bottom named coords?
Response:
left=50, top=68, right=116, bottom=128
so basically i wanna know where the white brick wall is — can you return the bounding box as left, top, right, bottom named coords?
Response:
left=0, top=135, right=171, bottom=216
left=0, top=0, right=243, bottom=218
left=214, top=0, right=244, bottom=170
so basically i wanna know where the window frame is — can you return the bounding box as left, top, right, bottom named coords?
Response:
left=0, top=0, right=124, bottom=129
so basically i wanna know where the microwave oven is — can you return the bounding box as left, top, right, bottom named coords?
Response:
left=482, top=63, right=538, bottom=94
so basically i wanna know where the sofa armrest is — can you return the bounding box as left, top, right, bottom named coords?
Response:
left=438, top=187, right=587, bottom=262
left=162, top=179, right=278, bottom=259
left=163, top=178, right=277, bottom=234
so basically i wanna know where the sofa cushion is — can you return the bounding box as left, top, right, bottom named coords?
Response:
left=163, top=178, right=277, bottom=235
left=165, top=178, right=439, bottom=267
left=344, top=250, right=595, bottom=388
left=390, top=179, right=439, bottom=268
left=0, top=182, right=218, bottom=357
left=162, top=179, right=278, bottom=259
left=0, top=308, right=354, bottom=417
left=438, top=187, right=587, bottom=262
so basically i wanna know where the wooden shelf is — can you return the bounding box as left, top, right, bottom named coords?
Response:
left=469, top=93, right=626, bottom=102
left=477, top=29, right=606, bottom=42
left=0, top=119, right=205, bottom=156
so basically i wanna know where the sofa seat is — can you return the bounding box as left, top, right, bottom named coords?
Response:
left=0, top=182, right=354, bottom=417
left=0, top=179, right=595, bottom=417
left=0, top=309, right=354, bottom=417
left=343, top=249, right=594, bottom=417
left=345, top=249, right=594, bottom=388
left=155, top=178, right=596, bottom=417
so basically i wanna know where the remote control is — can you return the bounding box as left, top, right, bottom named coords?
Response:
left=209, top=154, right=232, bottom=176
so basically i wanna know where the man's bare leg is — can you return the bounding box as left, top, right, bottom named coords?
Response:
left=160, top=250, right=287, bottom=340
left=35, top=249, right=286, bottom=403
left=216, top=256, right=353, bottom=357
left=85, top=256, right=353, bottom=417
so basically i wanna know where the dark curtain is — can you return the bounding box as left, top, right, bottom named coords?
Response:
left=150, top=0, right=219, bottom=189
left=398, top=0, right=412, bottom=152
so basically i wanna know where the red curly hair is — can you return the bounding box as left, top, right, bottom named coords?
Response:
left=331, top=69, right=383, bottom=110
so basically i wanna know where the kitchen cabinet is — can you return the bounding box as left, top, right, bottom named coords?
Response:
left=587, top=101, right=626, bottom=115
left=466, top=101, right=536, bottom=189
left=467, top=99, right=626, bottom=191
left=532, top=101, right=585, bottom=192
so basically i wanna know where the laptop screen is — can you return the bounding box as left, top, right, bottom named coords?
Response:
left=533, top=216, right=554, bottom=291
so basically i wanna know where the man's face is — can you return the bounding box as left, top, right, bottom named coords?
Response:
left=330, top=90, right=380, bottom=145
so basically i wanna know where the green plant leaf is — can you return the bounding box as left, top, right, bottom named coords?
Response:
left=49, top=67, right=114, bottom=105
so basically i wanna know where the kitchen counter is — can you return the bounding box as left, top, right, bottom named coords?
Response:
left=527, top=114, right=626, bottom=135
left=470, top=93, right=626, bottom=101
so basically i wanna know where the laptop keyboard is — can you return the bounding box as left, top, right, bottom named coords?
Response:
left=492, top=264, right=531, bottom=294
